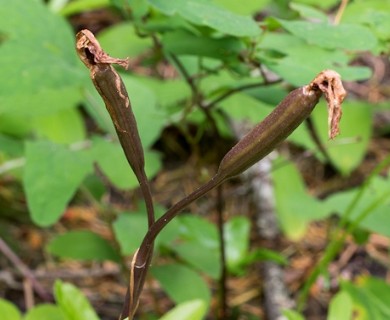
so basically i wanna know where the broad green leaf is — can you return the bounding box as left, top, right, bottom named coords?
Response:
left=293, top=0, right=339, bottom=9
left=159, top=300, right=207, bottom=320
left=0, top=0, right=85, bottom=115
left=47, top=230, right=121, bottom=262
left=24, top=141, right=94, bottom=226
left=134, top=76, right=190, bottom=109
left=212, top=0, right=269, bottom=15
left=343, top=0, right=390, bottom=42
left=171, top=216, right=220, bottom=279
left=342, top=277, right=390, bottom=320
left=173, top=241, right=220, bottom=279
left=151, top=264, right=211, bottom=306
left=91, top=137, right=161, bottom=190
left=113, top=206, right=180, bottom=255
left=162, top=30, right=244, bottom=60
left=54, top=280, right=99, bottom=320
left=324, top=173, right=390, bottom=237
left=0, top=134, right=23, bottom=158
left=0, top=114, right=32, bottom=137
left=113, top=211, right=146, bottom=255
left=177, top=215, right=218, bottom=247
left=283, top=309, right=305, bottom=320
left=0, top=299, right=21, bottom=320
left=327, top=291, right=353, bottom=320
left=277, top=20, right=377, bottom=51
left=97, top=23, right=152, bottom=57
left=148, top=0, right=261, bottom=37
left=260, top=37, right=371, bottom=86
left=311, top=101, right=372, bottom=175
left=224, top=216, right=250, bottom=274
left=32, top=108, right=86, bottom=144
left=24, top=304, right=65, bottom=320
left=60, top=0, right=110, bottom=16
left=219, top=93, right=273, bottom=124
left=272, top=157, right=328, bottom=240
left=290, top=2, right=328, bottom=22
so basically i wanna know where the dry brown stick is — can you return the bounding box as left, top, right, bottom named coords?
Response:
left=0, top=236, right=53, bottom=302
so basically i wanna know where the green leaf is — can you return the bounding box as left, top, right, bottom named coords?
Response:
left=311, top=101, right=372, bottom=175
left=224, top=216, right=250, bottom=274
left=289, top=2, right=328, bottom=22
left=343, top=1, right=390, bottom=43
left=324, top=174, right=390, bottom=237
left=212, top=0, right=269, bottom=15
left=151, top=264, right=211, bottom=306
left=148, top=0, right=261, bottom=37
left=0, top=0, right=85, bottom=116
left=177, top=215, right=218, bottom=247
left=283, top=309, right=305, bottom=320
left=32, top=108, right=86, bottom=144
left=162, top=30, right=244, bottom=60
left=170, top=215, right=223, bottom=279
left=134, top=76, right=190, bottom=109
left=24, top=304, right=65, bottom=320
left=91, top=137, right=161, bottom=190
left=342, top=276, right=390, bottom=319
left=60, top=0, right=110, bottom=16
left=173, top=241, right=220, bottom=279
left=247, top=248, right=288, bottom=265
left=47, top=230, right=121, bottom=262
left=0, top=299, right=21, bottom=320
left=277, top=20, right=377, bottom=51
left=260, top=34, right=371, bottom=86
left=272, top=157, right=328, bottom=240
left=97, top=23, right=152, bottom=57
left=292, top=0, right=339, bottom=9
left=219, top=92, right=273, bottom=124
left=159, top=300, right=207, bottom=320
left=54, top=280, right=100, bottom=320
left=23, top=141, right=94, bottom=226
left=327, top=291, right=353, bottom=320
left=113, top=206, right=180, bottom=255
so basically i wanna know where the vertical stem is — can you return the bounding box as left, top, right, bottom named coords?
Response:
left=216, top=185, right=228, bottom=320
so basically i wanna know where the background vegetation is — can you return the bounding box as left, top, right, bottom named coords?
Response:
left=1, top=0, right=390, bottom=319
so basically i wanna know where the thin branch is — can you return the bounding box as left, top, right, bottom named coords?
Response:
left=334, top=0, right=349, bottom=25
left=0, top=236, right=53, bottom=302
left=170, top=54, right=201, bottom=105
left=216, top=186, right=228, bottom=320
left=204, top=79, right=282, bottom=110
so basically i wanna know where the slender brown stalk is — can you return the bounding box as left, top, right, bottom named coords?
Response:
left=0, top=237, right=53, bottom=302
left=126, top=70, right=346, bottom=319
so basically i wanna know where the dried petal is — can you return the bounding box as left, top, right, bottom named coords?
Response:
left=76, top=29, right=129, bottom=69
left=309, top=70, right=347, bottom=139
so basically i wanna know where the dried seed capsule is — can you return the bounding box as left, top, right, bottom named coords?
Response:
left=216, top=86, right=322, bottom=182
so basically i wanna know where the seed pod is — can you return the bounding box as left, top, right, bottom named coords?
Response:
left=216, top=86, right=322, bottom=181
left=75, top=30, right=145, bottom=182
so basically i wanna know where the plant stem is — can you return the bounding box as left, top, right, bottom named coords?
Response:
left=0, top=237, right=53, bottom=302
left=216, top=185, right=228, bottom=320
left=204, top=79, right=282, bottom=110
